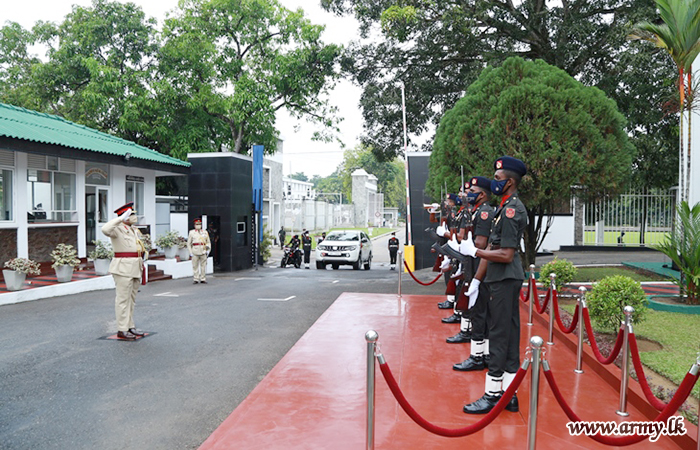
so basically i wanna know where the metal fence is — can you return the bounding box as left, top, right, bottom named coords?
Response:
left=583, top=189, right=676, bottom=246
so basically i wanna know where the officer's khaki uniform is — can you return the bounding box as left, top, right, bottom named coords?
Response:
left=188, top=229, right=211, bottom=282
left=102, top=216, right=145, bottom=332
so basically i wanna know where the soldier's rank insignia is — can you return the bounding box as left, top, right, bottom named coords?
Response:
left=506, top=208, right=515, bottom=219
left=481, top=211, right=489, bottom=220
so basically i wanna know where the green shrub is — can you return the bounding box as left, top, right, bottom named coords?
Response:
left=260, top=229, right=274, bottom=263
left=539, top=258, right=577, bottom=289
left=587, top=275, right=648, bottom=332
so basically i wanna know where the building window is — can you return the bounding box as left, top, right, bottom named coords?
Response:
left=0, top=169, right=13, bottom=221
left=27, top=169, right=77, bottom=222
left=126, top=178, right=145, bottom=218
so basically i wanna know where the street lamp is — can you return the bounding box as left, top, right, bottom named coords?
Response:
left=400, top=82, right=412, bottom=245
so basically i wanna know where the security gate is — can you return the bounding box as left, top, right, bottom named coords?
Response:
left=583, top=189, right=676, bottom=246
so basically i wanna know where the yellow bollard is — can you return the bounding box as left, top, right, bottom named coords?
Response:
left=403, top=245, right=415, bottom=273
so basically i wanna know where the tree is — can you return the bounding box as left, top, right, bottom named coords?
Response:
left=155, top=0, right=342, bottom=157
left=429, top=57, right=636, bottom=266
left=322, top=0, right=677, bottom=186
left=630, top=0, right=700, bottom=202
left=338, top=145, right=405, bottom=211
left=289, top=172, right=309, bottom=182
left=0, top=22, right=42, bottom=109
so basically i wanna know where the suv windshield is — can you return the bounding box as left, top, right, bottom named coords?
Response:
left=325, top=232, right=359, bottom=241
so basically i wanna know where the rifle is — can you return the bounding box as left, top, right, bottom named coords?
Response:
left=454, top=206, right=475, bottom=313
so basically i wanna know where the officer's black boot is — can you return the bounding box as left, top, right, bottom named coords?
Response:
left=437, top=294, right=455, bottom=309
left=483, top=354, right=491, bottom=368
left=506, top=395, right=519, bottom=412
left=503, top=372, right=519, bottom=412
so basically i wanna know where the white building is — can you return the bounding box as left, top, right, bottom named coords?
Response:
left=0, top=103, right=189, bottom=268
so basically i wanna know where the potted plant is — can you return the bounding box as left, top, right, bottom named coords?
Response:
left=3, top=257, right=41, bottom=291
left=89, top=240, right=114, bottom=276
left=177, top=236, right=189, bottom=261
left=155, top=231, right=180, bottom=259
left=50, top=243, right=81, bottom=282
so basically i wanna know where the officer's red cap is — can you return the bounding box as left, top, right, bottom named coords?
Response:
left=114, top=202, right=135, bottom=215
left=495, top=156, right=527, bottom=176
left=194, top=218, right=202, bottom=224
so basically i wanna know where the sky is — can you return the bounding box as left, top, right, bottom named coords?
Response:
left=2, top=0, right=365, bottom=178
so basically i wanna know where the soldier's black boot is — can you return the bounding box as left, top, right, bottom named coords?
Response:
left=441, top=313, right=461, bottom=324
left=506, top=394, right=519, bottom=412
left=463, top=374, right=502, bottom=414
left=437, top=300, right=453, bottom=309
left=453, top=355, right=484, bottom=371
left=446, top=330, right=471, bottom=343
left=483, top=354, right=491, bottom=368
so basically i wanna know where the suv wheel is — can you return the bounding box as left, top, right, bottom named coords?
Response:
left=352, top=257, right=361, bottom=270
left=364, top=253, right=372, bottom=270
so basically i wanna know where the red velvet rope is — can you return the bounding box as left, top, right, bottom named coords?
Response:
left=378, top=361, right=528, bottom=437
left=403, top=260, right=444, bottom=286
left=544, top=366, right=699, bottom=446
left=536, top=289, right=550, bottom=314
left=552, top=290, right=579, bottom=334
left=519, top=277, right=536, bottom=303
left=628, top=334, right=668, bottom=411
left=582, top=308, right=624, bottom=365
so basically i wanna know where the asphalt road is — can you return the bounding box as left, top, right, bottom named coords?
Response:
left=0, top=228, right=667, bottom=450
left=1, top=230, right=435, bottom=450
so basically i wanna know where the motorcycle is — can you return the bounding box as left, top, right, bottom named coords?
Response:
left=280, top=246, right=302, bottom=268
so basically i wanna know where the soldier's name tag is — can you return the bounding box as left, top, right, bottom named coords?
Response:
left=506, top=208, right=515, bottom=219
left=480, top=211, right=489, bottom=220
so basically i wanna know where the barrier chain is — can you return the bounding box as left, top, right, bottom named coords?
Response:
left=552, top=283, right=579, bottom=334
left=582, top=308, right=625, bottom=365
left=628, top=333, right=668, bottom=411
left=403, top=259, right=444, bottom=286
left=535, top=289, right=550, bottom=315
left=543, top=358, right=700, bottom=446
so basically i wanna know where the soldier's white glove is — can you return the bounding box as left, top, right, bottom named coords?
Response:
left=119, top=208, right=133, bottom=222
left=439, top=255, right=450, bottom=271
left=467, top=278, right=481, bottom=309
left=436, top=224, right=448, bottom=237
left=459, top=232, right=477, bottom=257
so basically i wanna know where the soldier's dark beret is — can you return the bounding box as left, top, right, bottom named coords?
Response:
left=447, top=193, right=462, bottom=206
left=494, top=156, right=527, bottom=176
left=467, top=176, right=491, bottom=192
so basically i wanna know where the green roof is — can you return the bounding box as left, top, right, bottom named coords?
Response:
left=0, top=103, right=190, bottom=168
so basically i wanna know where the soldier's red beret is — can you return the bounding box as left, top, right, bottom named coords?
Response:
left=114, top=202, right=135, bottom=215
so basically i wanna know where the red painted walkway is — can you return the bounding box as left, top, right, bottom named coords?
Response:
left=200, top=292, right=697, bottom=449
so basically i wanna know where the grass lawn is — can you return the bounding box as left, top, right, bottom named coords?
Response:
left=573, top=266, right=670, bottom=282
left=584, top=230, right=669, bottom=246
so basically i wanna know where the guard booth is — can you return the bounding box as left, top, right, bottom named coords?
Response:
left=406, top=152, right=436, bottom=271
left=187, top=153, right=253, bottom=272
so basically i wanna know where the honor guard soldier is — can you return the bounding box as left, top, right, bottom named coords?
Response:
left=388, top=232, right=400, bottom=270
left=452, top=176, right=494, bottom=362
left=188, top=218, right=211, bottom=284
left=457, top=156, right=528, bottom=414
left=278, top=227, right=286, bottom=249
left=435, top=193, right=462, bottom=310
left=302, top=230, right=312, bottom=269
left=102, top=202, right=146, bottom=340
left=318, top=232, right=326, bottom=245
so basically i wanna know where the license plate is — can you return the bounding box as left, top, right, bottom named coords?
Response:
left=326, top=252, right=341, bottom=256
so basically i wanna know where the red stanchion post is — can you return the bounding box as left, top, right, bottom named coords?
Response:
left=528, top=336, right=544, bottom=450
left=365, top=330, right=379, bottom=450
left=574, top=286, right=586, bottom=374
left=547, top=273, right=556, bottom=346
left=616, top=306, right=634, bottom=417
left=527, top=264, right=535, bottom=326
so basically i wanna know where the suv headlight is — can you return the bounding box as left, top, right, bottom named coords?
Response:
left=317, top=245, right=327, bottom=251
left=347, top=245, right=358, bottom=251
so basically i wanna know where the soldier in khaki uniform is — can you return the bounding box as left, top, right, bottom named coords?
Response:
left=187, top=218, right=211, bottom=284
left=102, top=202, right=146, bottom=340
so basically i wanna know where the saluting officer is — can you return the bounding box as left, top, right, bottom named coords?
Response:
left=102, top=202, right=146, bottom=340
left=302, top=230, right=312, bottom=269
left=460, top=156, right=528, bottom=414
left=188, top=218, right=211, bottom=284
left=387, top=232, right=400, bottom=270
left=452, top=176, right=494, bottom=363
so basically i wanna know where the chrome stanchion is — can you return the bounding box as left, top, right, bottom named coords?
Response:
left=574, top=286, right=586, bottom=374
left=547, top=273, right=556, bottom=345
left=527, top=336, right=544, bottom=450
left=616, top=306, right=634, bottom=417
left=397, top=251, right=403, bottom=298
left=527, top=264, right=535, bottom=326
left=365, top=330, right=379, bottom=450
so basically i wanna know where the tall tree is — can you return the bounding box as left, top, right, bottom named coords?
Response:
left=430, top=57, right=635, bottom=266
left=156, top=0, right=342, bottom=157
left=322, top=0, right=677, bottom=186
left=338, top=144, right=405, bottom=211
left=630, top=0, right=700, bottom=202
left=0, top=22, right=42, bottom=109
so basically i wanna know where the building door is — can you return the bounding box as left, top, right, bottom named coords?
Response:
left=96, top=187, right=109, bottom=239
left=86, top=187, right=96, bottom=244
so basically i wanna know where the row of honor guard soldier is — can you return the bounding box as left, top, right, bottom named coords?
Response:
left=428, top=156, right=528, bottom=415
left=387, top=232, right=400, bottom=270
left=188, top=218, right=211, bottom=284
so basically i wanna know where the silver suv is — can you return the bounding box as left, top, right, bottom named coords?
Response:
left=315, top=230, right=373, bottom=270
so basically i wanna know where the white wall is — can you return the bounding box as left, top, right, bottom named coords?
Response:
left=538, top=215, right=575, bottom=252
